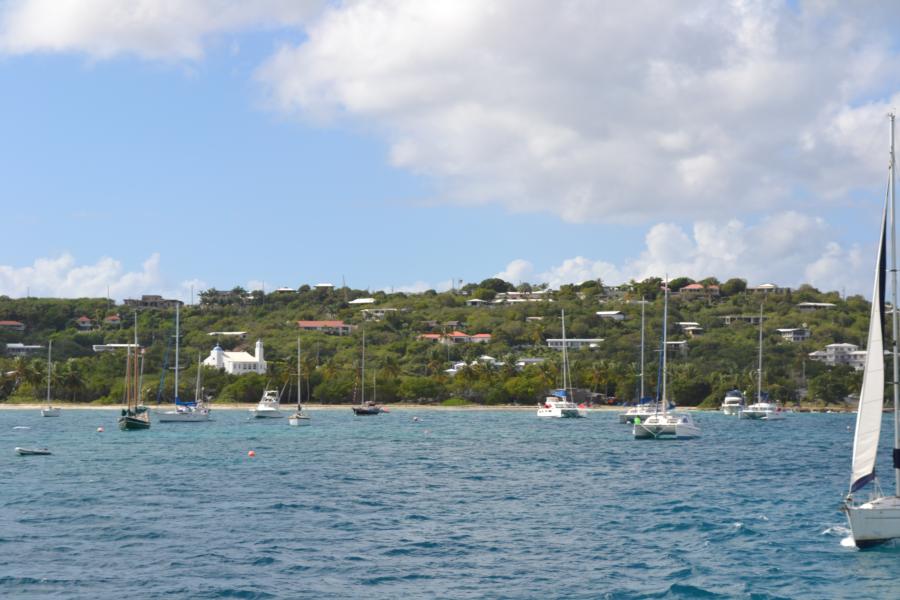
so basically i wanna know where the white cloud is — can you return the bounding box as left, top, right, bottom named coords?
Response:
left=253, top=1, right=900, bottom=224
left=0, top=0, right=323, bottom=59
left=0, top=253, right=204, bottom=302
left=493, top=211, right=873, bottom=296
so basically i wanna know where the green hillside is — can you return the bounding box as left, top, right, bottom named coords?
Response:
left=0, top=278, right=868, bottom=407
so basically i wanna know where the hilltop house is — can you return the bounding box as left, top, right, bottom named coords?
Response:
left=749, top=283, right=791, bottom=294
left=596, top=310, right=625, bottom=321
left=679, top=283, right=720, bottom=298
left=417, top=331, right=492, bottom=345
left=75, top=316, right=93, bottom=331
left=124, top=294, right=183, bottom=310
left=0, top=320, right=25, bottom=332
left=808, top=343, right=866, bottom=370
left=547, top=338, right=603, bottom=350
left=777, top=327, right=811, bottom=342
left=296, top=320, right=354, bottom=335
left=203, top=339, right=267, bottom=375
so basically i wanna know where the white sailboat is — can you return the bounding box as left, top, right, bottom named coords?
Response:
left=289, top=337, right=311, bottom=426
left=633, top=280, right=700, bottom=439
left=843, top=113, right=900, bottom=548
left=40, top=340, right=60, bottom=417
left=739, top=305, right=786, bottom=421
left=538, top=309, right=584, bottom=418
left=619, top=298, right=662, bottom=423
left=158, top=305, right=210, bottom=422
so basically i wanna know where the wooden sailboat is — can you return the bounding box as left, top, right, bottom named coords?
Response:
left=352, top=328, right=382, bottom=415
left=843, top=113, right=900, bottom=547
left=289, top=337, right=311, bottom=426
left=118, top=316, right=150, bottom=431
left=40, top=340, right=60, bottom=417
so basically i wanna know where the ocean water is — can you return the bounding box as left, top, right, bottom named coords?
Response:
left=0, top=408, right=896, bottom=599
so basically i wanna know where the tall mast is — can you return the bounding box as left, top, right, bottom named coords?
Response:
left=46, top=339, right=52, bottom=405
left=561, top=309, right=569, bottom=392
left=133, top=312, right=139, bottom=410
left=890, top=111, right=900, bottom=497
left=757, top=303, right=764, bottom=403
left=297, top=335, right=303, bottom=411
left=174, top=304, right=180, bottom=401
left=661, top=277, right=669, bottom=415
left=640, top=297, right=645, bottom=399
left=361, top=328, right=366, bottom=404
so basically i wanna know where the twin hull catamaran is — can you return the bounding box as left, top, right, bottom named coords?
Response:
left=633, top=281, right=700, bottom=439
left=844, top=113, right=900, bottom=548
left=537, top=309, right=585, bottom=418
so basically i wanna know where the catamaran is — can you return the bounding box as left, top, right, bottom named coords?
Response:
left=158, top=306, right=211, bottom=422
left=739, top=304, right=785, bottom=420
left=538, top=309, right=584, bottom=418
left=289, top=338, right=311, bottom=426
left=40, top=340, right=60, bottom=417
left=843, top=113, right=900, bottom=548
left=619, top=298, right=663, bottom=423
left=633, top=280, right=700, bottom=439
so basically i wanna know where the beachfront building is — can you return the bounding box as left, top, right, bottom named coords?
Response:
left=296, top=320, right=354, bottom=335
left=203, top=339, right=267, bottom=375
left=547, top=338, right=603, bottom=350
left=808, top=343, right=866, bottom=370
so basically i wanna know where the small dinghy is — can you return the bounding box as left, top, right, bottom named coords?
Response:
left=15, top=447, right=52, bottom=456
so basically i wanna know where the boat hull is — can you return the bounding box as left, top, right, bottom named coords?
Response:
left=537, top=407, right=582, bottom=418
left=15, top=447, right=51, bottom=456
left=352, top=407, right=382, bottom=416
left=633, top=414, right=700, bottom=439
left=158, top=409, right=210, bottom=422
left=721, top=404, right=742, bottom=416
left=252, top=409, right=284, bottom=418
left=118, top=415, right=151, bottom=430
left=288, top=415, right=311, bottom=426
left=844, top=496, right=900, bottom=548
left=41, top=408, right=61, bottom=417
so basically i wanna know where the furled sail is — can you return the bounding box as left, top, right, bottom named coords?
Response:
left=850, top=198, right=888, bottom=492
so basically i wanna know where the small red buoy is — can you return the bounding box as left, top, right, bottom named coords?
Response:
left=97, top=426, right=104, bottom=432
left=248, top=450, right=256, bottom=457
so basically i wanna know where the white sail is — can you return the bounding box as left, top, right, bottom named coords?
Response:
left=850, top=199, right=888, bottom=493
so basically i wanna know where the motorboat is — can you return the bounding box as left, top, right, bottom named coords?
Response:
left=252, top=388, right=285, bottom=418
left=721, top=390, right=745, bottom=416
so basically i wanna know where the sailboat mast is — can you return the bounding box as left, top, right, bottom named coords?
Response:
left=361, top=328, right=366, bottom=404
left=661, top=278, right=669, bottom=415
left=561, top=309, right=569, bottom=392
left=640, top=298, right=645, bottom=399
left=890, top=111, right=900, bottom=497
left=46, top=339, right=52, bottom=404
left=174, top=304, right=180, bottom=401
left=297, top=337, right=301, bottom=408
left=757, top=304, right=764, bottom=403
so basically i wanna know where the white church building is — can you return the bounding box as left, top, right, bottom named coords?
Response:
left=203, top=339, right=267, bottom=375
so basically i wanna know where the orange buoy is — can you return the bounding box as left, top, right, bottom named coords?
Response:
left=97, top=426, right=104, bottom=432
left=248, top=450, right=256, bottom=457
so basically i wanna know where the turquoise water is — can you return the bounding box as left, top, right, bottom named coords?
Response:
left=0, top=408, right=896, bottom=599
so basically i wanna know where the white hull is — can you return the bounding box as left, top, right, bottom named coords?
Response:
left=537, top=407, right=582, bottom=418
left=288, top=415, right=311, bottom=426
left=740, top=403, right=786, bottom=420
left=157, top=408, right=210, bottom=422
left=844, top=496, right=900, bottom=547
left=721, top=404, right=742, bottom=416
left=633, top=413, right=701, bottom=439
left=619, top=407, right=659, bottom=424
left=41, top=408, right=60, bottom=417
left=252, top=408, right=284, bottom=418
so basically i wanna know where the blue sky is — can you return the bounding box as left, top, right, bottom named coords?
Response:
left=0, top=1, right=897, bottom=299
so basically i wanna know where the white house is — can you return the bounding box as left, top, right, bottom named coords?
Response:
left=203, top=339, right=268, bottom=375
left=547, top=338, right=603, bottom=350
left=808, top=343, right=866, bottom=370
left=797, top=302, right=836, bottom=312
left=777, top=327, right=811, bottom=342
left=596, top=310, right=625, bottom=321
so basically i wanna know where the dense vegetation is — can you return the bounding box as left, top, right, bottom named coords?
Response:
left=0, top=278, right=869, bottom=407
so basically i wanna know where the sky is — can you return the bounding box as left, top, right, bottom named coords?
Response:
left=0, top=0, right=899, bottom=301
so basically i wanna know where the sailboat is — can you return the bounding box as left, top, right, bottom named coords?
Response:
left=40, top=340, right=60, bottom=417
left=353, top=328, right=382, bottom=415
left=538, top=309, right=584, bottom=418
left=739, top=304, right=785, bottom=420
left=158, top=306, right=210, bottom=422
left=289, top=338, right=311, bottom=426
left=843, top=113, right=900, bottom=548
left=118, top=316, right=150, bottom=430
left=633, top=280, right=700, bottom=439
left=619, top=299, right=662, bottom=423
